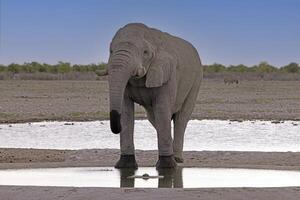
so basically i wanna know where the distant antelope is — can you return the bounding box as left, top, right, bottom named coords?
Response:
left=12, top=73, right=20, bottom=80
left=224, top=77, right=239, bottom=84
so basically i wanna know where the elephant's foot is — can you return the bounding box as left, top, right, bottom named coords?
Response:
left=174, top=156, right=184, bottom=163
left=174, top=152, right=184, bottom=163
left=115, top=155, right=138, bottom=169
left=156, top=155, right=177, bottom=169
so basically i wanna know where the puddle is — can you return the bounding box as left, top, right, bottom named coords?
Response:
left=1, top=167, right=300, bottom=188
left=0, top=120, right=300, bottom=151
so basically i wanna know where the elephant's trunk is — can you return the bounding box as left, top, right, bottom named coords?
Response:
left=108, top=53, right=133, bottom=134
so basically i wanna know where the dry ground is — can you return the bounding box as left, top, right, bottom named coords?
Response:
left=1, top=80, right=300, bottom=123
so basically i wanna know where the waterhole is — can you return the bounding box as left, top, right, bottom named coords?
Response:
left=0, top=120, right=299, bottom=151
left=1, top=167, right=300, bottom=188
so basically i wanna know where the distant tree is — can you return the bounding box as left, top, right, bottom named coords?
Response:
left=41, top=63, right=52, bottom=73
left=31, top=62, right=42, bottom=72
left=22, top=62, right=44, bottom=73
left=96, top=62, right=107, bottom=71
left=57, top=62, right=71, bottom=73
left=227, top=64, right=249, bottom=72
left=247, top=65, right=259, bottom=72
left=22, top=63, right=31, bottom=73
left=7, top=63, right=21, bottom=73
left=87, top=64, right=97, bottom=71
left=281, top=62, right=299, bottom=73
left=203, top=63, right=226, bottom=73
left=256, top=62, right=277, bottom=73
left=72, top=64, right=88, bottom=72
left=73, top=64, right=81, bottom=72
left=0, top=64, right=6, bottom=72
left=47, top=64, right=58, bottom=73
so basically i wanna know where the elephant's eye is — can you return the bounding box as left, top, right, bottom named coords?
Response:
left=110, top=50, right=113, bottom=54
left=143, top=50, right=148, bottom=55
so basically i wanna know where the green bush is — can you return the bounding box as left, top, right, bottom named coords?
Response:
left=281, top=62, right=299, bottom=73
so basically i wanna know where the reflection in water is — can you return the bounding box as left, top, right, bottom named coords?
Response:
left=2, top=167, right=300, bottom=188
left=158, top=168, right=183, bottom=188
left=119, top=168, right=136, bottom=188
left=119, top=167, right=183, bottom=188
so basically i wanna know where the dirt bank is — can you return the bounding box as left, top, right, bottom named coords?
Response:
left=1, top=148, right=300, bottom=170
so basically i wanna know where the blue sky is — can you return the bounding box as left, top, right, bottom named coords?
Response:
left=0, top=0, right=299, bottom=66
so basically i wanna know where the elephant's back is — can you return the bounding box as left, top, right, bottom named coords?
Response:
left=150, top=28, right=202, bottom=74
left=168, top=34, right=201, bottom=69
left=123, top=23, right=202, bottom=70
left=157, top=31, right=203, bottom=113
left=147, top=24, right=203, bottom=112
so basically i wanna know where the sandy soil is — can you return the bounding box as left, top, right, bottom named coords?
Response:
left=1, top=80, right=300, bottom=123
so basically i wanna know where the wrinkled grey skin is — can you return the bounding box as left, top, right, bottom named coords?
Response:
left=105, top=23, right=203, bottom=168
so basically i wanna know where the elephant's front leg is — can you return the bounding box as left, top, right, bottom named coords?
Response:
left=153, top=91, right=177, bottom=169
left=115, top=92, right=137, bottom=169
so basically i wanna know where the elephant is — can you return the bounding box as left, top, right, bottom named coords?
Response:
left=102, top=23, right=203, bottom=169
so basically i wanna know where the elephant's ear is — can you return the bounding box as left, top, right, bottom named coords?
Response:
left=145, top=52, right=176, bottom=88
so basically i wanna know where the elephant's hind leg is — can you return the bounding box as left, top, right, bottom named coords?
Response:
left=173, top=79, right=201, bottom=163
left=115, top=92, right=137, bottom=169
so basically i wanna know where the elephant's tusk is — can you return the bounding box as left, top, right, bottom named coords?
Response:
left=134, top=67, right=146, bottom=78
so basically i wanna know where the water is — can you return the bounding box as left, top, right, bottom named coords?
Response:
left=0, top=120, right=299, bottom=151
left=1, top=167, right=300, bottom=188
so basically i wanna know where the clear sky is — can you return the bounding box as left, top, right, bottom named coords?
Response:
left=0, top=0, right=299, bottom=66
